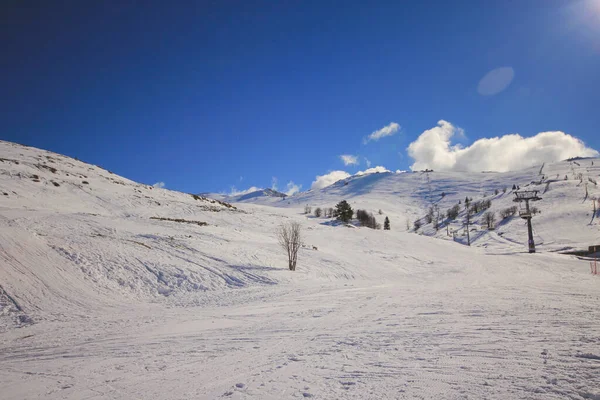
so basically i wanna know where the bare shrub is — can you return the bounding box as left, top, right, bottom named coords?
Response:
left=413, top=220, right=422, bottom=231
left=500, top=206, right=518, bottom=219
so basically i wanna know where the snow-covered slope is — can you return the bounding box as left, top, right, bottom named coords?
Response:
left=2, top=140, right=600, bottom=400
left=227, top=161, right=600, bottom=253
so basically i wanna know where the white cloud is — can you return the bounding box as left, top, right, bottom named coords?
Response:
left=364, top=122, right=400, bottom=144
left=396, top=170, right=408, bottom=174
left=271, top=176, right=278, bottom=191
left=285, top=181, right=302, bottom=196
left=230, top=186, right=262, bottom=196
left=152, top=182, right=165, bottom=188
left=407, top=120, right=599, bottom=172
left=340, top=154, right=359, bottom=166
left=477, top=67, right=515, bottom=96
left=311, top=170, right=351, bottom=190
left=364, top=157, right=372, bottom=167
left=354, top=166, right=391, bottom=176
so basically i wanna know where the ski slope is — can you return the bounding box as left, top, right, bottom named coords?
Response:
left=1, top=140, right=600, bottom=399
left=223, top=160, right=600, bottom=254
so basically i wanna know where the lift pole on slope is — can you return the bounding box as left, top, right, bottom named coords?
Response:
left=513, top=190, right=542, bottom=253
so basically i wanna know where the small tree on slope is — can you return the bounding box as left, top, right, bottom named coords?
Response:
left=277, top=222, right=302, bottom=271
left=334, top=200, right=353, bottom=223
left=384, top=217, right=390, bottom=230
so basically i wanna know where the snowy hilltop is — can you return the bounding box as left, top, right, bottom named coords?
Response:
left=1, top=139, right=600, bottom=400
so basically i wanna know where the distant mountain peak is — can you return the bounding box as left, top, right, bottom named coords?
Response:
left=236, top=188, right=287, bottom=202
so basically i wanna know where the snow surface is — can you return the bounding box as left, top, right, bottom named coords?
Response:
left=1, top=140, right=600, bottom=399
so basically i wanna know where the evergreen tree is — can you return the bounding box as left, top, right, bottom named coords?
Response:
left=334, top=200, right=353, bottom=223
left=384, top=216, right=390, bottom=230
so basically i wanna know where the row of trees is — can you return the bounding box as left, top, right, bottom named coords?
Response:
left=313, top=207, right=334, bottom=218
left=466, top=198, right=492, bottom=214
left=312, top=200, right=391, bottom=230
left=415, top=197, right=499, bottom=235
left=356, top=209, right=382, bottom=229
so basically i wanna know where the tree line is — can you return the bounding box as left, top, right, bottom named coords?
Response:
left=306, top=200, right=390, bottom=230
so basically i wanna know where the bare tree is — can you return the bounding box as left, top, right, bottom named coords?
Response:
left=425, top=206, right=434, bottom=224
left=447, top=204, right=460, bottom=220
left=304, top=205, right=312, bottom=214
left=483, top=211, right=496, bottom=230
left=277, top=222, right=302, bottom=271
left=314, top=207, right=322, bottom=217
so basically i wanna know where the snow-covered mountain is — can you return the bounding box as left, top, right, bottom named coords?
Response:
left=215, top=160, right=600, bottom=254
left=202, top=187, right=289, bottom=203
left=2, top=140, right=600, bottom=400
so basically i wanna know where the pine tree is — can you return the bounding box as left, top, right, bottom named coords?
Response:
left=334, top=200, right=353, bottom=223
left=384, top=216, right=390, bottom=230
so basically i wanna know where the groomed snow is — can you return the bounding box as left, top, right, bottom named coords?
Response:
left=1, top=140, right=599, bottom=399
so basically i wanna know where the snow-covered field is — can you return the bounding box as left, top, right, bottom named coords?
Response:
left=1, top=140, right=600, bottom=399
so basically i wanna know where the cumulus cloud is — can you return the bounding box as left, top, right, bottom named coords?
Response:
left=364, top=122, right=400, bottom=144
left=407, top=120, right=599, bottom=172
left=230, top=186, right=262, bottom=196
left=152, top=182, right=165, bottom=188
left=477, top=67, right=515, bottom=96
left=311, top=170, right=351, bottom=190
left=339, top=154, right=359, bottom=166
left=285, top=181, right=302, bottom=196
left=354, top=166, right=391, bottom=176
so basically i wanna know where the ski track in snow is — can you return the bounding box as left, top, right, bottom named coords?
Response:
left=2, top=279, right=600, bottom=399
left=1, top=141, right=600, bottom=399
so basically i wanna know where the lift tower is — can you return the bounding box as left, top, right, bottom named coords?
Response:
left=513, top=190, right=542, bottom=253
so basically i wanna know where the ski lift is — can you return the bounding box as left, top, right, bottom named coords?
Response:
left=514, top=190, right=541, bottom=218
left=513, top=190, right=543, bottom=253
left=518, top=207, right=531, bottom=219
left=517, top=198, right=532, bottom=219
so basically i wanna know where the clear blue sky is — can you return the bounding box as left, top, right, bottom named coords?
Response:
left=2, top=1, right=599, bottom=194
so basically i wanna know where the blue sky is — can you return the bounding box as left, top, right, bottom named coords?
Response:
left=2, top=1, right=599, bottom=194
